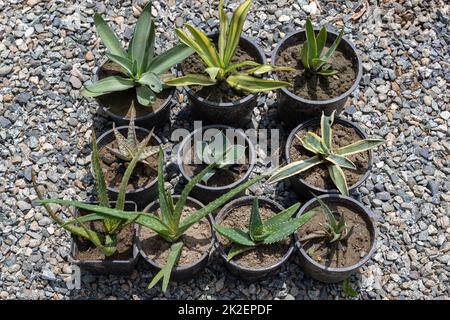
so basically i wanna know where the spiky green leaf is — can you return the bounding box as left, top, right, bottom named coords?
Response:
left=316, top=27, right=327, bottom=57
left=262, top=210, right=316, bottom=244
left=214, top=225, right=255, bottom=246
left=148, top=242, right=183, bottom=292
left=249, top=198, right=263, bottom=241
left=227, top=245, right=253, bottom=261
left=223, top=0, right=252, bottom=66
left=263, top=203, right=301, bottom=231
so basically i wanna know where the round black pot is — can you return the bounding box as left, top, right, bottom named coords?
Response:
left=177, top=125, right=256, bottom=204
left=93, top=126, right=164, bottom=210
left=214, top=196, right=295, bottom=282
left=179, top=33, right=267, bottom=128
left=273, top=29, right=362, bottom=128
left=285, top=116, right=372, bottom=201
left=294, top=194, right=377, bottom=283
left=94, top=59, right=175, bottom=129
left=137, top=196, right=214, bottom=282
left=68, top=201, right=139, bottom=275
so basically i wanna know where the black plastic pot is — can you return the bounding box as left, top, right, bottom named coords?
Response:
left=294, top=194, right=377, bottom=283
left=214, top=196, right=295, bottom=282
left=179, top=33, right=267, bottom=128
left=68, top=201, right=139, bottom=275
left=273, top=29, right=362, bottom=128
left=177, top=125, right=256, bottom=204
left=93, top=126, right=164, bottom=210
left=285, top=116, right=372, bottom=201
left=137, top=196, right=214, bottom=282
left=94, top=59, right=175, bottom=129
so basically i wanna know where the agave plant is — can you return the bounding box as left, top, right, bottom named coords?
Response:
left=165, top=0, right=293, bottom=93
left=300, top=196, right=354, bottom=247
left=106, top=105, right=159, bottom=166
left=214, top=198, right=316, bottom=261
left=300, top=18, right=344, bottom=76
left=81, top=1, right=194, bottom=107
left=267, top=111, right=385, bottom=195
left=195, top=131, right=246, bottom=183
left=33, top=131, right=146, bottom=256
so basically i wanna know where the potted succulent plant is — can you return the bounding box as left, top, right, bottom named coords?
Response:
left=214, top=196, right=315, bottom=281
left=95, top=148, right=264, bottom=292
left=165, top=0, right=293, bottom=127
left=177, top=125, right=256, bottom=203
left=273, top=18, right=363, bottom=128
left=295, top=194, right=377, bottom=283
left=93, top=106, right=163, bottom=209
left=32, top=132, right=146, bottom=275
left=268, top=111, right=384, bottom=200
left=81, top=1, right=194, bottom=128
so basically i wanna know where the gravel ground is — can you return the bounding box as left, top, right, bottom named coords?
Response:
left=0, top=0, right=449, bottom=300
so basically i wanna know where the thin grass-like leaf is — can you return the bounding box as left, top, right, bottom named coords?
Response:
left=322, top=26, right=344, bottom=61
left=218, top=0, right=228, bottom=63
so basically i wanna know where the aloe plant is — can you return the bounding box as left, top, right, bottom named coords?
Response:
left=32, top=131, right=146, bottom=257
left=165, top=0, right=293, bottom=93
left=81, top=1, right=194, bottom=107
left=300, top=196, right=354, bottom=249
left=300, top=18, right=344, bottom=76
left=267, top=111, right=385, bottom=196
left=106, top=105, right=159, bottom=166
left=195, top=131, right=246, bottom=183
left=38, top=147, right=264, bottom=292
left=214, top=198, right=316, bottom=261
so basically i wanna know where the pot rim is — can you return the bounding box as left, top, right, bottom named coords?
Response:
left=69, top=201, right=139, bottom=265
left=91, top=125, right=164, bottom=194
left=272, top=28, right=363, bottom=105
left=93, top=58, right=176, bottom=121
left=294, top=194, right=377, bottom=273
left=285, top=116, right=373, bottom=194
left=136, top=196, right=215, bottom=272
left=177, top=124, right=256, bottom=192
left=180, top=33, right=267, bottom=107
left=214, top=196, right=295, bottom=273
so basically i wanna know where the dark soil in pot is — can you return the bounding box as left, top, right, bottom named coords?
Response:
left=295, top=195, right=376, bottom=283
left=181, top=46, right=257, bottom=103
left=286, top=117, right=371, bottom=200
left=215, top=197, right=294, bottom=281
left=95, top=61, right=174, bottom=129
left=276, top=45, right=357, bottom=101
left=137, top=197, right=214, bottom=282
left=94, top=126, right=163, bottom=209
left=177, top=125, right=256, bottom=204
left=69, top=201, right=139, bottom=275
left=179, top=34, right=266, bottom=127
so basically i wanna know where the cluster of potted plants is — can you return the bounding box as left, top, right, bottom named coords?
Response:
left=32, top=0, right=385, bottom=294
